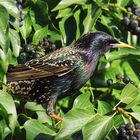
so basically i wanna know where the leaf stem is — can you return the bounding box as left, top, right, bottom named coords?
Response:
left=107, top=3, right=128, bottom=13
left=113, top=101, right=121, bottom=110
left=117, top=107, right=133, bottom=124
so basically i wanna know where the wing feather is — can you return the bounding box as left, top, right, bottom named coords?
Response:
left=7, top=47, right=80, bottom=82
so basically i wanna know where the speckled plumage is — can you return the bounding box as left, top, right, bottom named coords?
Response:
left=7, top=32, right=120, bottom=120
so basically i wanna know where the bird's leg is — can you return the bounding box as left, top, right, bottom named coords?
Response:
left=47, top=95, right=63, bottom=121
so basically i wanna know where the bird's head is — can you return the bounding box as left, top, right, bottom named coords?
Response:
left=75, top=31, right=134, bottom=56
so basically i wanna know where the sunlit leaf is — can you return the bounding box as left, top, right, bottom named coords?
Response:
left=113, top=115, right=124, bottom=128
left=0, top=29, right=10, bottom=53
left=97, top=100, right=112, bottom=115
left=107, top=47, right=140, bottom=61
left=24, top=119, right=56, bottom=140
left=120, top=83, right=138, bottom=104
left=9, top=29, right=20, bottom=57
left=73, top=92, right=94, bottom=110
left=56, top=109, right=95, bottom=139
left=83, top=4, right=102, bottom=33
left=0, top=120, right=11, bottom=140
left=82, top=116, right=113, bottom=140
left=130, top=112, right=140, bottom=121
left=100, top=15, right=115, bottom=37
left=52, top=0, right=85, bottom=11
left=0, top=91, right=17, bottom=133
left=32, top=26, right=48, bottom=45
left=56, top=8, right=72, bottom=19
left=20, top=13, right=32, bottom=42
left=133, top=0, right=140, bottom=6
left=0, top=0, right=19, bottom=18
left=74, top=9, right=81, bottom=39
left=0, top=5, right=9, bottom=30
left=117, top=0, right=131, bottom=7
left=25, top=102, right=45, bottom=112
left=7, top=49, right=17, bottom=66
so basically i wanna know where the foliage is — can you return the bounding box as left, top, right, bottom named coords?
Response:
left=0, top=0, right=140, bottom=139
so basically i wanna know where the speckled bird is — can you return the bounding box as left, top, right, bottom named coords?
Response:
left=7, top=32, right=133, bottom=121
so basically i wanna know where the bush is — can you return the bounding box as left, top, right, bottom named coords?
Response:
left=0, top=0, right=140, bottom=139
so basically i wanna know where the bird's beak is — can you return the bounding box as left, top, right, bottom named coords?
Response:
left=112, top=42, right=135, bottom=49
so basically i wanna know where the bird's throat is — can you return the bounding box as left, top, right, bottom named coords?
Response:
left=80, top=49, right=100, bottom=78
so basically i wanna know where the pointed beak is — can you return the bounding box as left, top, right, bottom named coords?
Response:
left=112, top=42, right=135, bottom=49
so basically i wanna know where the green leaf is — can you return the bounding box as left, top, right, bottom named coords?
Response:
left=100, top=15, right=115, bottom=37
left=29, top=1, right=49, bottom=31
left=113, top=115, right=124, bottom=128
left=73, top=92, right=95, bottom=113
left=0, top=49, right=6, bottom=61
left=25, top=102, right=52, bottom=124
left=32, top=26, right=48, bottom=45
left=25, top=102, right=45, bottom=112
left=104, top=66, right=122, bottom=81
left=133, top=0, right=140, bottom=7
left=0, top=0, right=19, bottom=18
left=97, top=100, right=112, bottom=115
left=7, top=49, right=17, bottom=66
left=52, top=0, right=85, bottom=11
left=36, top=111, right=52, bottom=124
left=20, top=14, right=32, bottom=42
left=83, top=4, right=102, bottom=33
left=0, top=30, right=6, bottom=48
left=132, top=105, right=140, bottom=113
left=24, top=119, right=56, bottom=140
left=56, top=109, right=95, bottom=139
left=0, top=120, right=11, bottom=140
left=117, top=0, right=131, bottom=7
left=82, top=116, right=113, bottom=140
left=0, top=49, right=8, bottom=73
left=0, top=5, right=9, bottom=30
left=96, top=0, right=109, bottom=5
left=0, top=91, right=17, bottom=133
left=47, top=24, right=61, bottom=41
left=125, top=87, right=140, bottom=109
left=74, top=9, right=81, bottom=39
left=0, top=29, right=10, bottom=53
left=130, top=112, right=140, bottom=121
left=121, top=61, right=139, bottom=83
left=9, top=29, right=20, bottom=57
left=59, top=15, right=76, bottom=45
left=107, top=47, right=140, bottom=62
left=120, top=83, right=138, bottom=104
left=56, top=8, right=72, bottom=19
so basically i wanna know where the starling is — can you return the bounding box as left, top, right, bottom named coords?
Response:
left=7, top=32, right=134, bottom=121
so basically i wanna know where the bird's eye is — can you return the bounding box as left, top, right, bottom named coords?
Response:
left=103, top=40, right=110, bottom=46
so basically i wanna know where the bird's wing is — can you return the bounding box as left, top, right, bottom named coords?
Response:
left=7, top=47, right=80, bottom=82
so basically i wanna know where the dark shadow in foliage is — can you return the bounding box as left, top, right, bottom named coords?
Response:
left=4, top=128, right=26, bottom=140
left=4, top=134, right=12, bottom=140
left=65, top=16, right=76, bottom=46
left=59, top=91, right=82, bottom=114
left=24, top=1, right=50, bottom=27
left=72, top=130, right=83, bottom=140
left=13, top=128, right=26, bottom=140
left=34, top=133, right=54, bottom=140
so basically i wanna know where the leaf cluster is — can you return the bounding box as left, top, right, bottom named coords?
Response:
left=0, top=0, right=140, bottom=140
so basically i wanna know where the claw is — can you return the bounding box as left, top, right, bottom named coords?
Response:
left=50, top=113, right=63, bottom=121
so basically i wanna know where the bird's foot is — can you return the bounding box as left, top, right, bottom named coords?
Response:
left=49, top=113, right=63, bottom=121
